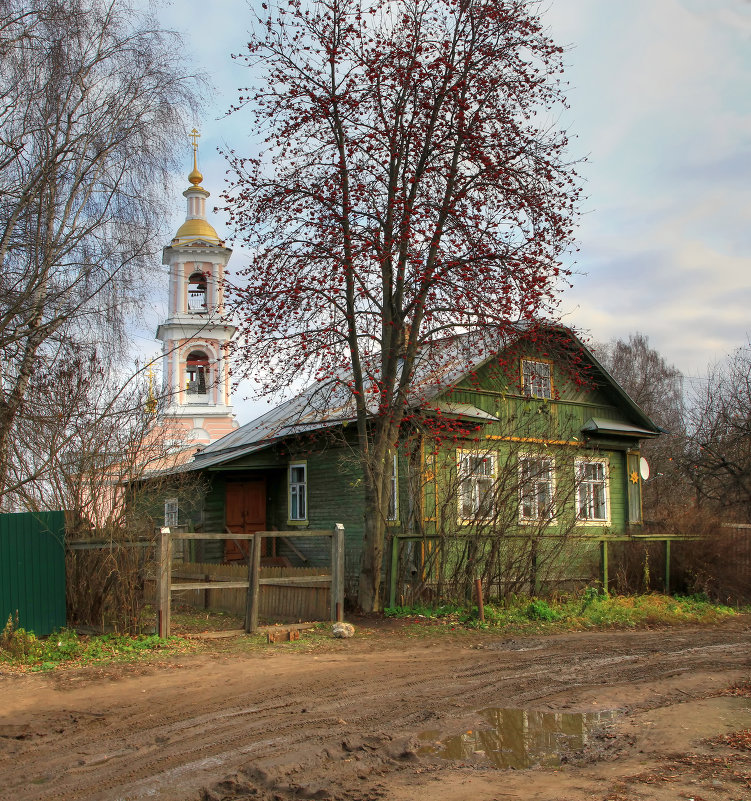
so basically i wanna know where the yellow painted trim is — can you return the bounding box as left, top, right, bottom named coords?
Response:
left=486, top=434, right=581, bottom=446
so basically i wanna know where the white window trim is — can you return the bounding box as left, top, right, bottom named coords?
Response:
left=288, top=462, right=307, bottom=522
left=575, top=457, right=610, bottom=525
left=164, top=497, right=179, bottom=528
left=521, top=358, right=553, bottom=400
left=387, top=452, right=398, bottom=522
left=518, top=453, right=556, bottom=524
left=457, top=449, right=497, bottom=521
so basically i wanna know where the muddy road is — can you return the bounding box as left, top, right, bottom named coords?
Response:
left=2, top=620, right=751, bottom=801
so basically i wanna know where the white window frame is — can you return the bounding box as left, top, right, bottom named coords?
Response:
left=576, top=458, right=610, bottom=524
left=457, top=450, right=497, bottom=521
left=289, top=462, right=307, bottom=521
left=522, top=358, right=553, bottom=399
left=164, top=497, right=179, bottom=528
left=387, top=452, right=398, bottom=521
left=518, top=454, right=555, bottom=523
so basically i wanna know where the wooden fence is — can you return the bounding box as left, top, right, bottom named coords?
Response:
left=168, top=563, right=331, bottom=621
left=154, top=527, right=344, bottom=636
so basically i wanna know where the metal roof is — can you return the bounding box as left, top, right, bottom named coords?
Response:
left=193, top=328, right=517, bottom=466
left=177, top=323, right=660, bottom=473
left=581, top=418, right=659, bottom=438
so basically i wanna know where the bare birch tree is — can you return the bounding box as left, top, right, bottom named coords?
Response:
left=686, top=342, right=751, bottom=522
left=593, top=333, right=687, bottom=522
left=0, top=0, right=199, bottom=505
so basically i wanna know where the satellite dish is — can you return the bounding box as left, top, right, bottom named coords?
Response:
left=639, top=457, right=650, bottom=481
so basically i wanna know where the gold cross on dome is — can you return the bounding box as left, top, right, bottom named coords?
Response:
left=189, top=127, right=201, bottom=155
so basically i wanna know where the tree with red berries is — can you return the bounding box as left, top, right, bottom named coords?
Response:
left=225, top=0, right=581, bottom=610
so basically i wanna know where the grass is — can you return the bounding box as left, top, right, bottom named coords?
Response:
left=0, top=621, right=196, bottom=673
left=2, top=592, right=745, bottom=672
left=385, top=591, right=744, bottom=634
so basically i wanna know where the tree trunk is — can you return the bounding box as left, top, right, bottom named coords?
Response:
left=356, top=418, right=397, bottom=611
left=358, top=484, right=387, bottom=611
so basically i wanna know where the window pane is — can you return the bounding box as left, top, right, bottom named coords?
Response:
left=577, top=461, right=608, bottom=521
left=290, top=465, right=306, bottom=519
left=523, top=360, right=552, bottom=399
left=519, top=457, right=553, bottom=520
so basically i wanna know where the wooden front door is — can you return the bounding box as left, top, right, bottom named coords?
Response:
left=225, top=479, right=266, bottom=562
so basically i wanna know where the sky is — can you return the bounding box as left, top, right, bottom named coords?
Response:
left=138, top=0, right=751, bottom=419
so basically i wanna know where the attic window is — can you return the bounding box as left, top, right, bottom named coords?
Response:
left=188, top=272, right=207, bottom=311
left=522, top=359, right=552, bottom=399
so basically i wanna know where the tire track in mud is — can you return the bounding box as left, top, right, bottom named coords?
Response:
left=1, top=627, right=749, bottom=801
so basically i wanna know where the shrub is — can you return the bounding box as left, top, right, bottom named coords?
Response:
left=525, top=599, right=562, bottom=622
left=1, top=613, right=41, bottom=660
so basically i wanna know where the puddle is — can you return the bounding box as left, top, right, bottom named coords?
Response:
left=418, top=707, right=616, bottom=769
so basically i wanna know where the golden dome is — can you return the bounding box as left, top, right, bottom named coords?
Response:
left=173, top=217, right=220, bottom=243
left=188, top=165, right=203, bottom=186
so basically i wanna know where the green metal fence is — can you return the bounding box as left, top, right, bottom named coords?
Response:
left=0, top=511, right=66, bottom=636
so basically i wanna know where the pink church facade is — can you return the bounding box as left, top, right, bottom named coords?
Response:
left=155, top=142, right=238, bottom=450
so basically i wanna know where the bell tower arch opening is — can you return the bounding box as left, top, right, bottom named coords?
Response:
left=187, top=272, right=208, bottom=312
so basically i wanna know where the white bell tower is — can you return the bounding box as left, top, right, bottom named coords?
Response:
left=156, top=129, right=237, bottom=447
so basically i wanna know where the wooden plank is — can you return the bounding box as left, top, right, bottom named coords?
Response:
left=156, top=527, right=172, bottom=638
left=280, top=535, right=309, bottom=563
left=331, top=523, right=345, bottom=622
left=255, top=530, right=334, bottom=538
left=173, top=529, right=333, bottom=541
left=244, top=538, right=260, bottom=634
left=67, top=540, right=152, bottom=550
left=258, top=576, right=331, bottom=586
left=171, top=581, right=250, bottom=591
left=247, top=532, right=261, bottom=633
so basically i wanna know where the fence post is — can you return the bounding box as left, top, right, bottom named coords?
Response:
left=600, top=539, right=609, bottom=594
left=389, top=534, right=399, bottom=609
left=157, top=527, right=172, bottom=638
left=664, top=539, right=671, bottom=595
left=475, top=578, right=485, bottom=623
left=331, top=524, right=345, bottom=622
left=246, top=532, right=262, bottom=633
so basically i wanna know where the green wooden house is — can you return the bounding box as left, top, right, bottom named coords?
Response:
left=163, top=326, right=660, bottom=601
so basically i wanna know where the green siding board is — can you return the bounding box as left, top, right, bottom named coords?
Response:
left=0, top=511, right=66, bottom=636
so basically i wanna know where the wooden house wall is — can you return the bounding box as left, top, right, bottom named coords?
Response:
left=166, top=340, right=649, bottom=600
left=425, top=349, right=642, bottom=535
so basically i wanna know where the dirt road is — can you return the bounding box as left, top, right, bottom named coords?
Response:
left=2, top=620, right=750, bottom=801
